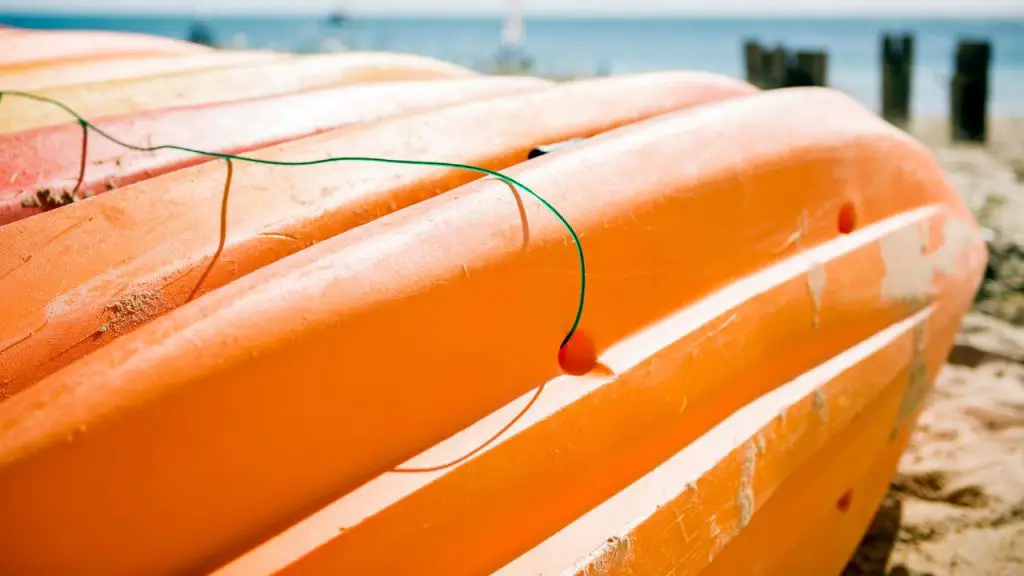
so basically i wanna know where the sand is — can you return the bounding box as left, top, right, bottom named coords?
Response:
left=843, top=118, right=1024, bottom=576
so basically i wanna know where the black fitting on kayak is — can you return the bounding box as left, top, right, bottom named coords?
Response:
left=528, top=137, right=585, bottom=159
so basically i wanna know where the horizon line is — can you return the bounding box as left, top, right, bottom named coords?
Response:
left=3, top=9, right=1024, bottom=19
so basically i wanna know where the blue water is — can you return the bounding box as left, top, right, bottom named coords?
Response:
left=4, top=14, right=1024, bottom=116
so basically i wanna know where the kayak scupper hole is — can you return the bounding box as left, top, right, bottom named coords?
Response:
left=558, top=330, right=597, bottom=376
left=837, top=489, right=853, bottom=512
left=838, top=202, right=857, bottom=234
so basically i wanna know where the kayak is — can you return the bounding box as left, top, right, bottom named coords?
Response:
left=0, top=51, right=476, bottom=133
left=211, top=88, right=984, bottom=576
left=0, top=29, right=208, bottom=69
left=0, top=71, right=754, bottom=395
left=0, top=86, right=984, bottom=575
left=0, top=75, right=550, bottom=225
left=0, top=50, right=286, bottom=92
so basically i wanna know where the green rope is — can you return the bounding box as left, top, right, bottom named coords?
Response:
left=1, top=90, right=585, bottom=348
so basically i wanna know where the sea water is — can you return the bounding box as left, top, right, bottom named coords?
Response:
left=3, top=14, right=1023, bottom=116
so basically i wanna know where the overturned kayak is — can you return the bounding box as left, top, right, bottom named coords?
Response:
left=212, top=89, right=984, bottom=576
left=0, top=28, right=209, bottom=69
left=0, top=71, right=754, bottom=396
left=0, top=86, right=984, bottom=575
left=0, top=51, right=476, bottom=133
left=0, top=50, right=285, bottom=91
left=0, top=75, right=549, bottom=225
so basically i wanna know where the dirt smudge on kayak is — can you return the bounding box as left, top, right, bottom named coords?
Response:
left=101, top=290, right=164, bottom=336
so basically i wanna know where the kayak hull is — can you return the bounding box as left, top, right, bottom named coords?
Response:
left=0, top=71, right=755, bottom=396
left=0, top=87, right=984, bottom=575
left=0, top=52, right=477, bottom=133
left=0, top=29, right=209, bottom=69
left=0, top=51, right=285, bottom=92
left=0, top=76, right=550, bottom=225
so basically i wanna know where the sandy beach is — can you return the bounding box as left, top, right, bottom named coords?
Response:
left=845, top=118, right=1024, bottom=575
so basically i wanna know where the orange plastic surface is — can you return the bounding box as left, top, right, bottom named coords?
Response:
left=0, top=87, right=983, bottom=575
left=0, top=29, right=209, bottom=69
left=0, top=50, right=286, bottom=91
left=0, top=76, right=549, bottom=225
left=213, top=90, right=983, bottom=576
left=0, top=71, right=754, bottom=396
left=499, top=309, right=937, bottom=576
left=0, top=51, right=476, bottom=133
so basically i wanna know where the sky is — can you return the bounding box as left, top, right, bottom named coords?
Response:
left=2, top=0, right=1023, bottom=17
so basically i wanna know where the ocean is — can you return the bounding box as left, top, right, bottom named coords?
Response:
left=3, top=14, right=1023, bottom=116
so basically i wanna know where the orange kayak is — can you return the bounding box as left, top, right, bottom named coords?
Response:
left=0, top=51, right=475, bottom=133
left=0, top=71, right=754, bottom=396
left=0, top=76, right=549, bottom=225
left=0, top=87, right=984, bottom=575
left=0, top=50, right=286, bottom=91
left=212, top=89, right=984, bottom=576
left=0, top=29, right=208, bottom=69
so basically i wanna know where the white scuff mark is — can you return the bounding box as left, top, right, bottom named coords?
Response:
left=931, top=217, right=976, bottom=276
left=708, top=513, right=729, bottom=556
left=576, top=534, right=634, bottom=576
left=892, top=323, right=930, bottom=437
left=880, top=214, right=978, bottom=304
left=879, top=223, right=933, bottom=303
left=807, top=261, right=826, bottom=328
left=779, top=230, right=801, bottom=252
left=736, top=442, right=757, bottom=530
left=669, top=505, right=693, bottom=544
left=813, top=388, right=828, bottom=421
left=690, top=313, right=738, bottom=358
left=776, top=211, right=807, bottom=254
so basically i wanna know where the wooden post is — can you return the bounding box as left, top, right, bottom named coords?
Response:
left=792, top=51, right=828, bottom=86
left=763, top=45, right=789, bottom=89
left=950, top=40, right=991, bottom=142
left=881, top=34, right=914, bottom=125
left=743, top=41, right=826, bottom=89
left=744, top=40, right=765, bottom=87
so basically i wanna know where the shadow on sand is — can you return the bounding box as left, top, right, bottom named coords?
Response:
left=842, top=489, right=912, bottom=576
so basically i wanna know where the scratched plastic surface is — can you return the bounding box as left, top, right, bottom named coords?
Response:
left=0, top=71, right=754, bottom=396
left=0, top=86, right=984, bottom=575
left=0, top=51, right=477, bottom=133
left=215, top=88, right=984, bottom=576
left=0, top=76, right=550, bottom=225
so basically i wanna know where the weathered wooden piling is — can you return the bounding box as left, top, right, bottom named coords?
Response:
left=794, top=51, right=828, bottom=86
left=881, top=33, right=914, bottom=124
left=743, top=40, right=828, bottom=89
left=764, top=46, right=790, bottom=88
left=744, top=40, right=765, bottom=87
left=950, top=40, right=991, bottom=142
